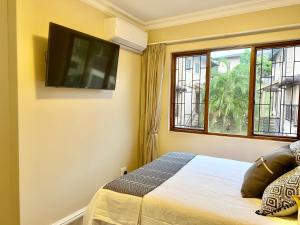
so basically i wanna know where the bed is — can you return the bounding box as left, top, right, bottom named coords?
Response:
left=83, top=152, right=297, bottom=225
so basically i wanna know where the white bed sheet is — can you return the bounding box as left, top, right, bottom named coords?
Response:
left=84, top=155, right=297, bottom=225
left=142, top=155, right=297, bottom=225
left=84, top=188, right=142, bottom=225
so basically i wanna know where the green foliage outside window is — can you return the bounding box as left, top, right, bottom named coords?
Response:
left=209, top=50, right=251, bottom=134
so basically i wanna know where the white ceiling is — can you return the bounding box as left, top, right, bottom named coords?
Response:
left=82, top=0, right=300, bottom=29
left=106, top=0, right=256, bottom=21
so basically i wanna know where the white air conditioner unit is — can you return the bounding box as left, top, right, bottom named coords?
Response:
left=104, top=17, right=148, bottom=54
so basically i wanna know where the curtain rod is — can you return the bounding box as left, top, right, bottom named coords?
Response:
left=148, top=23, right=300, bottom=46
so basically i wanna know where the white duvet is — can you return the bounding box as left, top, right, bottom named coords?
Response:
left=83, top=155, right=297, bottom=225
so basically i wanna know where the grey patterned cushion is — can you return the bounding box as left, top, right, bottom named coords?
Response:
left=256, top=166, right=300, bottom=216
left=290, top=141, right=300, bottom=164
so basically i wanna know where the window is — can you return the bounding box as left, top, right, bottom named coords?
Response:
left=254, top=46, right=300, bottom=137
left=170, top=41, right=300, bottom=141
left=173, top=53, right=207, bottom=130
left=209, top=49, right=251, bottom=135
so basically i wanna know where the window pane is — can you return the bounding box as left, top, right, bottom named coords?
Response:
left=174, top=54, right=207, bottom=129
left=296, top=47, right=300, bottom=61
left=208, top=48, right=251, bottom=135
left=254, top=46, right=300, bottom=137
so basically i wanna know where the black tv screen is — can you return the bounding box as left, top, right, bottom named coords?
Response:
left=46, top=23, right=120, bottom=90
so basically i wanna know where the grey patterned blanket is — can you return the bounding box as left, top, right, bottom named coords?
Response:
left=103, top=152, right=196, bottom=197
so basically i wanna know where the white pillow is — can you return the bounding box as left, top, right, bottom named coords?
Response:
left=290, top=141, right=300, bottom=165
left=256, top=166, right=300, bottom=216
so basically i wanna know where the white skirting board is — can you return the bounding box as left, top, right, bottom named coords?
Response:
left=51, top=207, right=87, bottom=225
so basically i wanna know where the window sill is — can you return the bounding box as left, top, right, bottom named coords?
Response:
left=170, top=127, right=298, bottom=142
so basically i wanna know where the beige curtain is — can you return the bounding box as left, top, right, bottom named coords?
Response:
left=139, top=44, right=166, bottom=165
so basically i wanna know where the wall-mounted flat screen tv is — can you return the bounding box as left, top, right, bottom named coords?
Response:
left=46, top=23, right=120, bottom=90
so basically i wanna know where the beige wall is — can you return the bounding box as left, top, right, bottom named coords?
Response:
left=16, top=1, right=141, bottom=225
left=0, top=0, right=19, bottom=224
left=148, top=5, right=300, bottom=162
left=148, top=4, right=300, bottom=43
